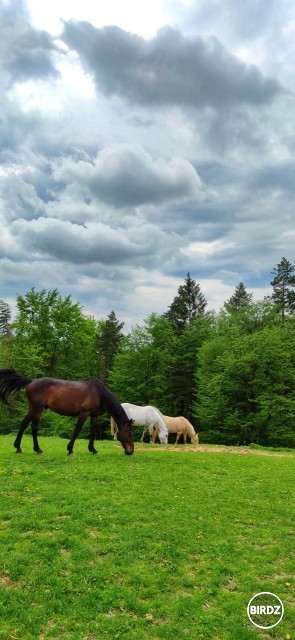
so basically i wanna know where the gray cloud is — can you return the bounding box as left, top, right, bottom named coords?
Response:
left=61, top=22, right=284, bottom=110
left=0, top=0, right=59, bottom=83
left=51, top=144, right=203, bottom=208
left=0, top=1, right=294, bottom=330
left=7, top=215, right=180, bottom=268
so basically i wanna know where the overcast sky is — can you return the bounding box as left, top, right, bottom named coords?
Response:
left=1, top=0, right=294, bottom=329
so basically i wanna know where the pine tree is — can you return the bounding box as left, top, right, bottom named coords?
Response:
left=165, top=273, right=207, bottom=333
left=270, top=257, right=295, bottom=322
left=224, top=283, right=252, bottom=313
left=0, top=299, right=11, bottom=337
left=96, top=311, right=124, bottom=383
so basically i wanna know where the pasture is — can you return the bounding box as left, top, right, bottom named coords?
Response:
left=0, top=435, right=294, bottom=640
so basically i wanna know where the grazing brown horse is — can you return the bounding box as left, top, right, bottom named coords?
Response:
left=0, top=369, right=134, bottom=456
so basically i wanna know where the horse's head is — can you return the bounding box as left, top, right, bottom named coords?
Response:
left=192, top=433, right=199, bottom=444
left=117, top=418, right=134, bottom=455
left=159, top=433, right=168, bottom=444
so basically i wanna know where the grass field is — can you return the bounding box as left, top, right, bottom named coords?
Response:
left=0, top=435, right=294, bottom=640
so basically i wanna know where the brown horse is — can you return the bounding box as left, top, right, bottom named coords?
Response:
left=152, top=415, right=199, bottom=445
left=0, top=369, right=134, bottom=456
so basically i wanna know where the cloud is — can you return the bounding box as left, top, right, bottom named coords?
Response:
left=0, top=1, right=293, bottom=332
left=61, top=21, right=284, bottom=110
left=0, top=1, right=59, bottom=83
left=175, top=0, right=281, bottom=42
left=7, top=215, right=182, bottom=268
left=51, top=143, right=203, bottom=207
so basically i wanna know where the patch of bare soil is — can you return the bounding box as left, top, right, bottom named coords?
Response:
left=135, top=444, right=294, bottom=457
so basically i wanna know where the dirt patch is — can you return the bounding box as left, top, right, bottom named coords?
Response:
left=135, top=444, right=294, bottom=457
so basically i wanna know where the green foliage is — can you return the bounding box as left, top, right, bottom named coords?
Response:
left=0, top=266, right=294, bottom=448
left=169, top=315, right=215, bottom=421
left=96, top=310, right=124, bottom=383
left=109, top=314, right=175, bottom=412
left=165, top=272, right=207, bottom=333
left=195, top=316, right=295, bottom=447
left=0, top=299, right=11, bottom=337
left=270, top=256, right=295, bottom=321
left=224, top=282, right=252, bottom=313
left=11, top=288, right=98, bottom=379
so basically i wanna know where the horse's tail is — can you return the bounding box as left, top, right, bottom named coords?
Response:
left=0, top=369, right=32, bottom=405
left=184, top=419, right=199, bottom=443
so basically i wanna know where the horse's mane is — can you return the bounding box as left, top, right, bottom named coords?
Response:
left=88, top=377, right=129, bottom=426
left=149, top=405, right=167, bottom=428
left=183, top=418, right=196, bottom=436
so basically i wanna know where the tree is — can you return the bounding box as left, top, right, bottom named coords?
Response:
left=0, top=299, right=13, bottom=371
left=110, top=314, right=175, bottom=410
left=96, top=311, right=124, bottom=383
left=0, top=299, right=11, bottom=337
left=165, top=273, right=207, bottom=333
left=224, top=283, right=252, bottom=313
left=195, top=321, right=295, bottom=447
left=12, top=288, right=97, bottom=378
left=169, top=314, right=215, bottom=421
left=218, top=299, right=278, bottom=336
left=270, top=257, right=295, bottom=322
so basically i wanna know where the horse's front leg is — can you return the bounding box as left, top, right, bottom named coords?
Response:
left=88, top=416, right=100, bottom=455
left=67, top=414, right=88, bottom=456
left=14, top=413, right=32, bottom=453
left=31, top=411, right=43, bottom=454
left=140, top=427, right=147, bottom=443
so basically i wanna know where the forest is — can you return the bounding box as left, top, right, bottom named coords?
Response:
left=0, top=257, right=294, bottom=448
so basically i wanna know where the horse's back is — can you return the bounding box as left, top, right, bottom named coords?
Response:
left=121, top=403, right=164, bottom=427
left=26, top=377, right=101, bottom=416
left=163, top=415, right=186, bottom=431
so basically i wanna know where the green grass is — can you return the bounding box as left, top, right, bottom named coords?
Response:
left=0, top=435, right=294, bottom=640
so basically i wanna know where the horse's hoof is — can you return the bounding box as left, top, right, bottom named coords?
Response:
left=36, top=450, right=44, bottom=455
left=68, top=452, right=74, bottom=457
left=15, top=449, right=22, bottom=454
left=93, top=450, right=100, bottom=455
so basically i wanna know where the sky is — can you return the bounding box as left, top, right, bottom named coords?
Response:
left=1, top=0, right=294, bottom=330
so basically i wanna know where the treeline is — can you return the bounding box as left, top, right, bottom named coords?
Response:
left=0, top=258, right=294, bottom=447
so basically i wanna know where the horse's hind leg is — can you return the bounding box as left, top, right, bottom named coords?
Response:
left=151, top=427, right=158, bottom=444
left=88, top=416, right=100, bottom=455
left=14, top=413, right=32, bottom=453
left=31, top=411, right=43, bottom=454
left=67, top=414, right=88, bottom=455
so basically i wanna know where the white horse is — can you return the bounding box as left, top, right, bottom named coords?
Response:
left=111, top=403, right=168, bottom=444
left=151, top=415, right=199, bottom=444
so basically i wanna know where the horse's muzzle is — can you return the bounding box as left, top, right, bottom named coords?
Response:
left=125, top=449, right=134, bottom=455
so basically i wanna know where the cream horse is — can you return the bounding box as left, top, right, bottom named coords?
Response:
left=111, top=402, right=168, bottom=444
left=151, top=415, right=199, bottom=445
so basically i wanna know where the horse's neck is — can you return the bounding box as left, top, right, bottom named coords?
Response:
left=154, top=411, right=166, bottom=430
left=185, top=420, right=195, bottom=436
left=102, top=388, right=127, bottom=427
